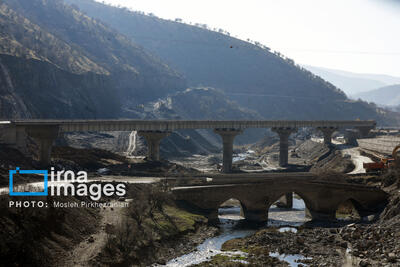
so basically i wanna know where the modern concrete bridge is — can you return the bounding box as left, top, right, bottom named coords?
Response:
left=0, top=120, right=375, bottom=171
left=171, top=173, right=388, bottom=224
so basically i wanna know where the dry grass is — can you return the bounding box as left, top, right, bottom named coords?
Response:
left=102, top=184, right=206, bottom=266
left=0, top=195, right=100, bottom=266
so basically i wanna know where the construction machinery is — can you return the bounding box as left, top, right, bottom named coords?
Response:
left=363, top=145, right=400, bottom=172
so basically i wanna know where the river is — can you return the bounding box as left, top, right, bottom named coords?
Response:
left=163, top=194, right=311, bottom=267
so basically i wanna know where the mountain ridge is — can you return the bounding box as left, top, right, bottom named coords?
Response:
left=303, top=65, right=400, bottom=96
left=0, top=0, right=398, bottom=127
left=63, top=0, right=400, bottom=125
left=353, top=84, right=400, bottom=107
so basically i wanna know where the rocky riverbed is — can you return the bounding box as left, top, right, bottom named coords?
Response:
left=198, top=214, right=400, bottom=266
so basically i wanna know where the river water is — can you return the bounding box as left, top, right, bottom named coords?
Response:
left=232, top=150, right=255, bottom=163
left=164, top=216, right=253, bottom=267
left=164, top=194, right=311, bottom=267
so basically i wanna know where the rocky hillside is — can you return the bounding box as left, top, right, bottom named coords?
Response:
left=0, top=0, right=397, bottom=125
left=62, top=88, right=265, bottom=156
left=0, top=54, right=119, bottom=119
left=64, top=0, right=399, bottom=124
left=139, top=88, right=261, bottom=120
left=0, top=0, right=186, bottom=119
left=144, top=88, right=265, bottom=146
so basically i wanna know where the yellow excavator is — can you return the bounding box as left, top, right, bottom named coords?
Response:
left=363, top=145, right=400, bottom=172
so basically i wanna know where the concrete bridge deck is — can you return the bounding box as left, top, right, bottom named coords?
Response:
left=171, top=173, right=388, bottom=224
left=0, top=117, right=377, bottom=207
left=1, top=119, right=376, bottom=171
left=6, top=119, right=376, bottom=132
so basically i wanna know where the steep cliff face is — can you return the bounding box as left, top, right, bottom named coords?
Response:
left=0, top=2, right=107, bottom=75
left=0, top=56, right=31, bottom=119
left=3, top=0, right=186, bottom=104
left=0, top=0, right=187, bottom=120
left=0, top=54, right=120, bottom=119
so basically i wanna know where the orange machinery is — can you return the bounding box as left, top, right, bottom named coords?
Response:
left=363, top=145, right=399, bottom=172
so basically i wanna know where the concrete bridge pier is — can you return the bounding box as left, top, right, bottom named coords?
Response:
left=0, top=125, right=16, bottom=145
left=214, top=128, right=243, bottom=173
left=344, top=129, right=359, bottom=146
left=138, top=131, right=171, bottom=161
left=0, top=125, right=29, bottom=155
left=272, top=127, right=297, bottom=167
left=307, top=209, right=336, bottom=221
left=317, top=127, right=338, bottom=145
left=271, top=128, right=297, bottom=209
left=204, top=209, right=219, bottom=225
left=355, top=126, right=375, bottom=138
left=243, top=208, right=269, bottom=224
left=276, top=193, right=294, bottom=209
left=16, top=126, right=29, bottom=155
left=25, top=125, right=60, bottom=166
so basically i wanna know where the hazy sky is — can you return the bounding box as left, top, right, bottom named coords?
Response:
left=102, top=0, right=400, bottom=76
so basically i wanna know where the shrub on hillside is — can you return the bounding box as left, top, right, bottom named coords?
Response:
left=382, top=158, right=400, bottom=188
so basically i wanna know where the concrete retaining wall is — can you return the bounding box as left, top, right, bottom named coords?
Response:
left=357, top=136, right=400, bottom=155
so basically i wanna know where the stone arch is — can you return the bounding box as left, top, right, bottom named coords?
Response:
left=267, top=191, right=313, bottom=212
left=217, top=197, right=246, bottom=222
left=335, top=198, right=364, bottom=220
left=267, top=190, right=315, bottom=222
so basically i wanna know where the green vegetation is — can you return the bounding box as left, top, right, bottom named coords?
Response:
left=159, top=205, right=206, bottom=232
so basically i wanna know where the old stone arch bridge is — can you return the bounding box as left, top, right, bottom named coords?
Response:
left=171, top=173, right=388, bottom=224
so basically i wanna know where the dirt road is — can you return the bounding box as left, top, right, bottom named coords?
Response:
left=341, top=147, right=373, bottom=174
